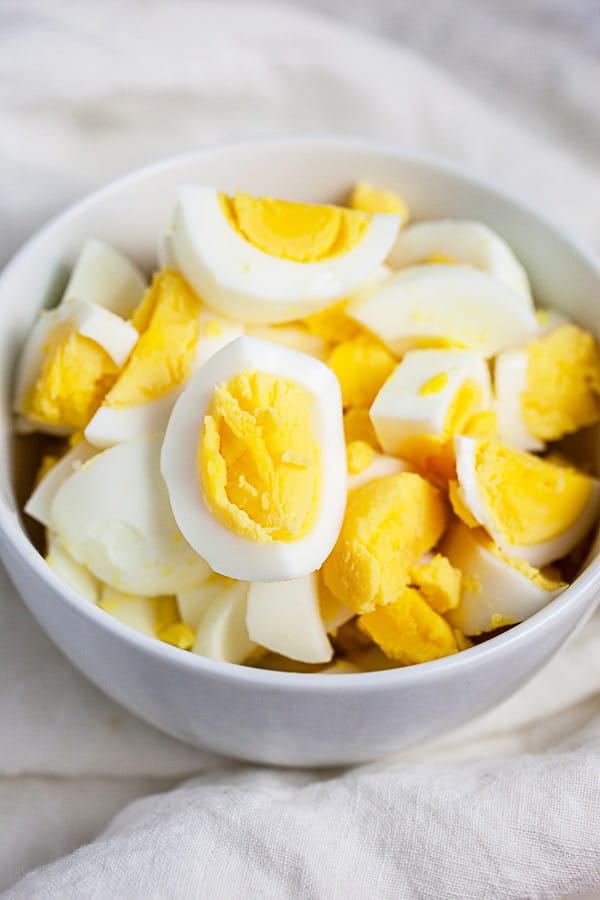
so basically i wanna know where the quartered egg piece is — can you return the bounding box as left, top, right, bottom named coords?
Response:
left=14, top=299, right=139, bottom=434
left=171, top=185, right=401, bottom=324
left=85, top=270, right=243, bottom=448
left=347, top=452, right=408, bottom=491
left=45, top=530, right=100, bottom=603
left=347, top=265, right=539, bottom=358
left=453, top=436, right=600, bottom=567
left=192, top=580, right=256, bottom=664
left=441, top=520, right=566, bottom=635
left=49, top=433, right=211, bottom=595
left=25, top=440, right=97, bottom=528
left=246, top=573, right=334, bottom=664
left=494, top=350, right=545, bottom=452
left=62, top=239, right=147, bottom=318
left=161, top=336, right=347, bottom=582
left=177, top=572, right=236, bottom=631
left=387, top=220, right=532, bottom=302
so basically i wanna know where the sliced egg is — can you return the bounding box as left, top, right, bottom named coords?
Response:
left=25, top=441, right=97, bottom=527
left=441, top=520, right=566, bottom=635
left=85, top=270, right=243, bottom=448
left=171, top=186, right=400, bottom=323
left=62, top=239, right=146, bottom=317
left=49, top=433, right=211, bottom=595
left=161, top=336, right=347, bottom=581
left=45, top=530, right=100, bottom=603
left=192, top=580, right=255, bottom=664
left=453, top=436, right=600, bottom=567
left=387, top=220, right=532, bottom=302
left=14, top=299, right=139, bottom=434
left=347, top=265, right=539, bottom=358
left=494, top=350, right=545, bottom=452
left=246, top=573, right=334, bottom=663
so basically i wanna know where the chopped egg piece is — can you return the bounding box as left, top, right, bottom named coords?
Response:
left=347, top=452, right=408, bottom=491
left=441, top=520, right=566, bottom=635
left=246, top=573, right=334, bottom=663
left=171, top=186, right=400, bottom=323
left=387, top=220, right=532, bottom=301
left=348, top=265, right=538, bottom=358
left=14, top=299, right=139, bottom=434
left=177, top=572, right=237, bottom=631
left=318, top=578, right=354, bottom=632
left=45, top=530, right=100, bottom=603
left=494, top=350, right=545, bottom=452
left=25, top=441, right=97, bottom=528
left=346, top=440, right=376, bottom=475
left=328, top=334, right=397, bottom=408
left=349, top=181, right=410, bottom=223
left=343, top=408, right=380, bottom=449
left=50, top=434, right=211, bottom=595
left=62, top=239, right=146, bottom=317
left=358, top=586, right=459, bottom=664
left=161, top=337, right=347, bottom=581
left=454, top=436, right=600, bottom=567
left=322, top=472, right=447, bottom=614
left=302, top=300, right=361, bottom=343
left=99, top=585, right=156, bottom=637
left=409, top=553, right=462, bottom=614
left=192, top=580, right=255, bottom=664
left=153, top=596, right=195, bottom=650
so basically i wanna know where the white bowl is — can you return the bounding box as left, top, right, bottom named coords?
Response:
left=1, top=137, right=599, bottom=767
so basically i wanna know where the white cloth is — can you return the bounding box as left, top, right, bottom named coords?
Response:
left=1, top=1, right=600, bottom=896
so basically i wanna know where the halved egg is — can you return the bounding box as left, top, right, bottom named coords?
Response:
left=246, top=573, right=334, bottom=664
left=161, top=336, right=347, bottom=581
left=62, top=239, right=147, bottom=317
left=85, top=270, right=242, bottom=448
left=14, top=298, right=139, bottom=434
left=49, top=433, right=211, bottom=595
left=347, top=265, right=539, bottom=357
left=171, top=186, right=400, bottom=323
left=453, top=436, right=600, bottom=567
left=387, top=220, right=532, bottom=301
left=441, top=520, right=566, bottom=635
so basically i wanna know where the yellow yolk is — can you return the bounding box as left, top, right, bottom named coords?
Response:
left=34, top=453, right=60, bottom=486
left=419, top=371, right=449, bottom=395
left=104, top=270, right=202, bottom=408
left=471, top=440, right=595, bottom=546
left=425, top=253, right=459, bottom=265
left=349, top=181, right=410, bottom=223
left=463, top=409, right=498, bottom=438
left=153, top=596, right=195, bottom=650
left=328, top=335, right=396, bottom=408
left=343, top=408, right=380, bottom=449
left=220, top=192, right=369, bottom=262
left=22, top=326, right=120, bottom=429
left=346, top=440, right=376, bottom=475
left=410, top=553, right=462, bottom=614
left=322, top=472, right=447, bottom=614
left=302, top=300, right=361, bottom=343
left=199, top=370, right=321, bottom=543
left=522, top=324, right=600, bottom=440
left=358, top=586, right=458, bottom=664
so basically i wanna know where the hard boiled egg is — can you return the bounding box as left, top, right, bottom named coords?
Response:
left=161, top=336, right=347, bottom=582
left=347, top=451, right=408, bottom=491
left=62, top=239, right=147, bottom=317
left=192, top=580, right=255, bottom=664
left=494, top=350, right=545, bottom=452
left=49, top=433, right=211, bottom=595
left=171, top=186, right=400, bottom=323
left=347, top=265, right=539, bottom=358
left=25, top=441, right=97, bottom=528
left=441, top=520, right=566, bottom=635
left=387, top=220, right=532, bottom=302
left=453, top=436, right=600, bottom=567
left=45, top=530, right=100, bottom=603
left=85, top=270, right=242, bottom=448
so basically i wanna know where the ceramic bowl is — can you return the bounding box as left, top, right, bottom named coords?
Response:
left=1, top=137, right=599, bottom=767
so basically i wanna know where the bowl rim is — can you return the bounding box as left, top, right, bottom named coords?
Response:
left=2, top=133, right=600, bottom=693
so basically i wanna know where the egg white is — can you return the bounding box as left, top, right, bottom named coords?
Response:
left=494, top=350, right=545, bottom=452
left=63, top=239, right=146, bottom=317
left=192, top=580, right=255, bottom=664
left=45, top=530, right=100, bottom=604
left=25, top=441, right=98, bottom=528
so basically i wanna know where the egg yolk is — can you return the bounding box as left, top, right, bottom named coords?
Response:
left=220, top=191, right=369, bottom=262
left=410, top=553, right=462, bottom=614
left=522, top=323, right=600, bottom=440
left=483, top=539, right=566, bottom=592
left=322, top=472, right=447, bottom=614
left=329, top=335, right=397, bottom=409
left=346, top=440, right=376, bottom=475
left=199, top=370, right=321, bottom=543
left=471, top=439, right=595, bottom=546
left=349, top=181, right=409, bottom=223
left=358, top=586, right=458, bottom=664
left=104, top=270, right=202, bottom=407
left=302, top=300, right=361, bottom=343
left=343, top=408, right=380, bottom=449
left=153, top=596, right=195, bottom=650
left=22, top=324, right=120, bottom=429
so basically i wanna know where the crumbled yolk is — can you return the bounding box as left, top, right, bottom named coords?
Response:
left=302, top=300, right=362, bottom=343
left=522, top=323, right=600, bottom=440
left=463, top=409, right=498, bottom=439
left=104, top=270, right=202, bottom=408
left=358, top=586, right=458, bottom=664
left=349, top=181, right=410, bottom=224
left=220, top=191, right=369, bottom=262
left=346, top=440, right=376, bottom=475
left=343, top=408, right=380, bottom=449
left=329, top=335, right=396, bottom=408
left=153, top=596, right=195, bottom=649
left=22, top=325, right=120, bottom=429
left=322, top=472, right=447, bottom=614
left=410, top=553, right=462, bottom=613
left=199, top=370, right=321, bottom=543
left=471, top=439, right=595, bottom=546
